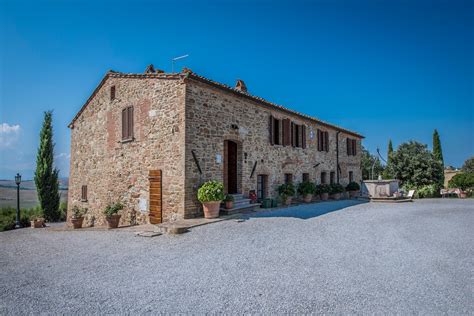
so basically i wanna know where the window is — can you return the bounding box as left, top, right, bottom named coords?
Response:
left=291, top=123, right=307, bottom=148
left=270, top=116, right=306, bottom=148
left=330, top=171, right=335, bottom=184
left=321, top=172, right=327, bottom=184
left=302, top=173, right=310, bottom=182
left=347, top=138, right=357, bottom=156
left=110, top=86, right=116, bottom=101
left=257, top=175, right=268, bottom=200
left=349, top=171, right=354, bottom=183
left=81, top=185, right=87, bottom=201
left=269, top=116, right=282, bottom=145
left=122, top=106, right=134, bottom=141
left=284, top=173, right=293, bottom=184
left=317, top=129, right=329, bottom=152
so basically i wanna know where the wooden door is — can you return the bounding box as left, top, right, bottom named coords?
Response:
left=227, top=141, right=238, bottom=194
left=149, top=170, right=162, bottom=224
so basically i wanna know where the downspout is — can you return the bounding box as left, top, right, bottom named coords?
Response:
left=336, top=131, right=340, bottom=184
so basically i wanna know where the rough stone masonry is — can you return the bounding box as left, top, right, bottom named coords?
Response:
left=67, top=66, right=363, bottom=226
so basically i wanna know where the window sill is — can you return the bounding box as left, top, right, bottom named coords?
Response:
left=120, top=138, right=135, bottom=144
left=81, top=199, right=88, bottom=202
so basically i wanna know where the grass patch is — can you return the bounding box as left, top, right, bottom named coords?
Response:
left=0, top=202, right=67, bottom=232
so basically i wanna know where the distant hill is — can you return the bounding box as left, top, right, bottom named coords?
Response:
left=0, top=179, right=68, bottom=209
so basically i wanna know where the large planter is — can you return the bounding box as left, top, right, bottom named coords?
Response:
left=349, top=190, right=359, bottom=198
left=303, top=194, right=313, bottom=203
left=225, top=201, right=234, bottom=209
left=106, top=214, right=121, bottom=229
left=320, top=193, right=329, bottom=201
left=283, top=196, right=292, bottom=206
left=331, top=193, right=341, bottom=200
left=71, top=217, right=84, bottom=229
left=31, top=219, right=44, bottom=228
left=202, top=201, right=221, bottom=219
left=459, top=192, right=467, bottom=199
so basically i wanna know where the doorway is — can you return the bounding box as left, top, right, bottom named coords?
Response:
left=226, top=140, right=238, bottom=194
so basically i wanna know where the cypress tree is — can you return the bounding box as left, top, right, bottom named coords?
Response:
left=432, top=129, right=444, bottom=188
left=34, top=111, right=60, bottom=221
left=387, top=139, right=394, bottom=164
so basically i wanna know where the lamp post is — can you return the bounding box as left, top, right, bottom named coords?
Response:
left=15, top=173, right=21, bottom=228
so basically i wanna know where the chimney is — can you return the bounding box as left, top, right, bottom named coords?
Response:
left=235, top=79, right=248, bottom=93
left=144, top=64, right=164, bottom=74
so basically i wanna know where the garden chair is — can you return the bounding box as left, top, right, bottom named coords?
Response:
left=407, top=190, right=415, bottom=199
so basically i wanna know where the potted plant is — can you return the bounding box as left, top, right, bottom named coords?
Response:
left=346, top=182, right=361, bottom=198
left=197, top=180, right=225, bottom=218
left=278, top=183, right=296, bottom=205
left=71, top=206, right=87, bottom=229
left=30, top=215, right=45, bottom=229
left=330, top=183, right=344, bottom=200
left=298, top=181, right=316, bottom=203
left=317, top=184, right=331, bottom=201
left=104, top=202, right=123, bottom=229
left=224, top=194, right=234, bottom=209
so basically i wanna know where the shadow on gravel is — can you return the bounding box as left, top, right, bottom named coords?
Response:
left=243, top=199, right=368, bottom=220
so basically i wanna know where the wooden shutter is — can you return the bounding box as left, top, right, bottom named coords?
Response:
left=81, top=185, right=87, bottom=201
left=282, top=119, right=291, bottom=146
left=110, top=86, right=116, bottom=101
left=325, top=132, right=329, bottom=152
left=302, top=125, right=307, bottom=149
left=269, top=115, right=274, bottom=145
left=298, top=125, right=303, bottom=148
left=352, top=139, right=357, bottom=155
left=128, top=106, right=134, bottom=139
left=347, top=138, right=351, bottom=155
left=122, top=108, right=128, bottom=140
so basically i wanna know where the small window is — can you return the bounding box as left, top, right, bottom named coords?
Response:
left=349, top=171, right=354, bottom=183
left=110, top=86, right=116, bottom=101
left=317, top=129, right=329, bottom=152
left=81, top=185, right=87, bottom=202
left=330, top=171, right=335, bottom=184
left=321, top=172, right=327, bottom=184
left=122, top=106, right=134, bottom=141
left=284, top=173, right=293, bottom=184
left=302, top=173, right=310, bottom=182
left=257, top=175, right=268, bottom=200
left=347, top=138, right=357, bottom=156
left=274, top=118, right=281, bottom=145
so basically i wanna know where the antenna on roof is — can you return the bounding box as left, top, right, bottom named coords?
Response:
left=171, top=54, right=189, bottom=73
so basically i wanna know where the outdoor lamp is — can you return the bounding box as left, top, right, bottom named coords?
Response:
left=15, top=173, right=21, bottom=228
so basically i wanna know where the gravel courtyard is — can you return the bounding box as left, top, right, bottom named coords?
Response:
left=1, top=199, right=473, bottom=314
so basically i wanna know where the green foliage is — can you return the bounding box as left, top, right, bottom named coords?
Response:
left=416, top=184, right=439, bottom=199
left=361, top=146, right=385, bottom=180
left=197, top=181, right=225, bottom=203
left=71, top=205, right=87, bottom=219
left=346, top=182, right=360, bottom=191
left=448, top=173, right=474, bottom=191
left=59, top=201, right=68, bottom=221
left=329, top=183, right=344, bottom=194
left=316, top=184, right=331, bottom=194
left=432, top=129, right=444, bottom=187
left=0, top=206, right=43, bottom=231
left=387, top=141, right=443, bottom=188
left=104, top=202, right=124, bottom=217
left=223, top=194, right=234, bottom=202
left=461, top=157, right=474, bottom=173
left=387, top=139, right=393, bottom=163
left=297, top=181, right=316, bottom=196
left=34, top=111, right=60, bottom=221
left=277, top=183, right=296, bottom=198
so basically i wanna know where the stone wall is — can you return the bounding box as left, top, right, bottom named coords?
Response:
left=68, top=76, right=186, bottom=226
left=183, top=79, right=362, bottom=217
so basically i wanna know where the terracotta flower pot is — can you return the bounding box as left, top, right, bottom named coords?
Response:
left=460, top=192, right=467, bottom=199
left=320, top=193, right=329, bottom=201
left=106, top=214, right=121, bottom=229
left=203, top=201, right=221, bottom=219
left=331, top=193, right=341, bottom=200
left=31, top=219, right=44, bottom=228
left=71, top=217, right=84, bottom=229
left=225, top=201, right=234, bottom=209
left=283, top=196, right=292, bottom=206
left=303, top=194, right=313, bottom=203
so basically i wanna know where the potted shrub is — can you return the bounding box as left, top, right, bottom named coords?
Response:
left=197, top=180, right=225, bottom=219
left=317, top=184, right=331, bottom=201
left=330, top=183, right=344, bottom=200
left=71, top=206, right=87, bottom=229
left=346, top=182, right=361, bottom=198
left=30, top=215, right=45, bottom=229
left=224, top=194, right=234, bottom=209
left=278, top=183, right=296, bottom=205
left=104, top=202, right=123, bottom=229
left=298, top=181, right=316, bottom=203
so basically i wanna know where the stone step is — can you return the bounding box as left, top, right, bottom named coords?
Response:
left=222, top=199, right=252, bottom=208
left=220, top=203, right=260, bottom=216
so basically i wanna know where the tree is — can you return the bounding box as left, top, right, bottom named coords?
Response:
left=34, top=111, right=60, bottom=221
left=383, top=140, right=394, bottom=179
left=361, top=146, right=385, bottom=180
left=387, top=141, right=443, bottom=188
left=432, top=129, right=444, bottom=187
left=461, top=157, right=474, bottom=173
left=448, top=173, right=474, bottom=190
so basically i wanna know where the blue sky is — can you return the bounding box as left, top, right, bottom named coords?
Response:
left=1, top=0, right=473, bottom=179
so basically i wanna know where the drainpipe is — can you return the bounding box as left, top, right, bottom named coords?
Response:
left=336, top=131, right=340, bottom=184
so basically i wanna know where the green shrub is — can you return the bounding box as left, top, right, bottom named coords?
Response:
left=416, top=184, right=439, bottom=198
left=346, top=182, right=360, bottom=191
left=316, top=184, right=331, bottom=194
left=59, top=201, right=68, bottom=221
left=0, top=206, right=43, bottom=231
left=277, top=183, right=296, bottom=199
left=104, top=202, right=124, bottom=217
left=72, top=205, right=88, bottom=219
left=197, top=181, right=225, bottom=203
left=297, top=181, right=316, bottom=196
left=330, top=183, right=344, bottom=194
left=224, top=194, right=234, bottom=202
left=448, top=173, right=474, bottom=191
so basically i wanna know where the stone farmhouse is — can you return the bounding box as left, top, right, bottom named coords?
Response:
left=67, top=65, right=364, bottom=226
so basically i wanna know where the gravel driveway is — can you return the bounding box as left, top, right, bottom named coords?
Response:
left=1, top=199, right=473, bottom=314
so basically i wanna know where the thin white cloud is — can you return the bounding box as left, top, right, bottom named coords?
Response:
left=0, top=123, right=21, bottom=148
left=55, top=152, right=71, bottom=160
